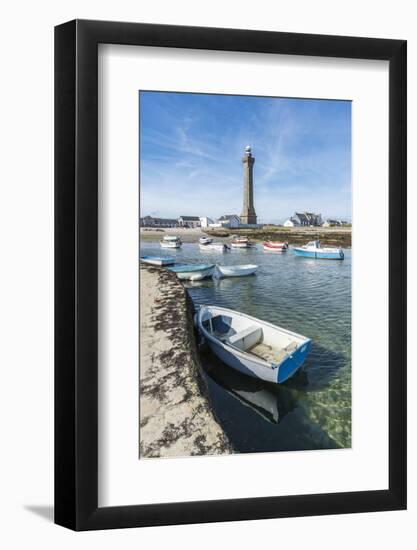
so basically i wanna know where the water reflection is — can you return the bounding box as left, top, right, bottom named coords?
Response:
left=201, top=347, right=341, bottom=452
left=204, top=350, right=297, bottom=425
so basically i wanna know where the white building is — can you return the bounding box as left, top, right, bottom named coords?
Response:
left=199, top=216, right=214, bottom=229
left=284, top=216, right=300, bottom=227
left=178, top=215, right=201, bottom=228
left=322, top=219, right=349, bottom=227
left=284, top=212, right=322, bottom=227
left=217, top=214, right=240, bottom=228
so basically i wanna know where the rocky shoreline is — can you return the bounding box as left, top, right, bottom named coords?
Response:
left=140, top=226, right=351, bottom=247
left=207, top=227, right=352, bottom=247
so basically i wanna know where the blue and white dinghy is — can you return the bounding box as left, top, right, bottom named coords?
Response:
left=140, top=255, right=175, bottom=266
left=293, top=240, right=344, bottom=260
left=196, top=305, right=312, bottom=384
left=169, top=264, right=215, bottom=281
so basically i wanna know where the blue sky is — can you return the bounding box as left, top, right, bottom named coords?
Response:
left=140, top=91, right=351, bottom=223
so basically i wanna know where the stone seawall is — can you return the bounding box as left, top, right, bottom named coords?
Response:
left=139, top=264, right=232, bottom=458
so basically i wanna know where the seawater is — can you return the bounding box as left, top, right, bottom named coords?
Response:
left=140, top=242, right=351, bottom=453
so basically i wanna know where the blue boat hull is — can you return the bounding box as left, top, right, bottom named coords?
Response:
left=276, top=339, right=312, bottom=383
left=169, top=264, right=214, bottom=273
left=197, top=305, right=312, bottom=385
left=293, top=248, right=344, bottom=260
left=140, top=255, right=176, bottom=266
left=205, top=334, right=311, bottom=385
left=168, top=264, right=215, bottom=280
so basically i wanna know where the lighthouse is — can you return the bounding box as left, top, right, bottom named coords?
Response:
left=240, top=145, right=257, bottom=225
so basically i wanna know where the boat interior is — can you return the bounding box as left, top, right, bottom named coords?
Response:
left=304, top=240, right=341, bottom=252
left=202, top=313, right=300, bottom=365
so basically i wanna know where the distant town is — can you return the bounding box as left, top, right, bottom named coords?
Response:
left=140, top=212, right=350, bottom=230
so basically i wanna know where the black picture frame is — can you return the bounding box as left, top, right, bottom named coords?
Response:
left=55, top=19, right=407, bottom=531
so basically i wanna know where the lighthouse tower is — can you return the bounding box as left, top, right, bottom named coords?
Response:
left=240, top=145, right=257, bottom=225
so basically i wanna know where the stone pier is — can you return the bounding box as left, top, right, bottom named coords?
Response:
left=139, top=264, right=232, bottom=458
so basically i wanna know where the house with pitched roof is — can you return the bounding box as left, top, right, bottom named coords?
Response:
left=217, top=214, right=240, bottom=228
left=177, top=215, right=201, bottom=228
left=285, top=212, right=323, bottom=227
left=140, top=215, right=179, bottom=228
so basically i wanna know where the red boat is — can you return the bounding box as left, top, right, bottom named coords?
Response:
left=262, top=241, right=289, bottom=251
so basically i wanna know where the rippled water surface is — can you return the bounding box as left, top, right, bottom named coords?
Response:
left=141, top=242, right=351, bottom=452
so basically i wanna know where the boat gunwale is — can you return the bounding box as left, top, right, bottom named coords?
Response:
left=292, top=245, right=343, bottom=254
left=197, top=305, right=311, bottom=370
left=140, top=255, right=174, bottom=260
left=170, top=263, right=215, bottom=273
left=199, top=243, right=226, bottom=250
left=217, top=264, right=258, bottom=271
left=263, top=241, right=288, bottom=247
left=292, top=247, right=344, bottom=259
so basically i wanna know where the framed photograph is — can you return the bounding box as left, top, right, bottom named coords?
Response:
left=55, top=20, right=406, bottom=530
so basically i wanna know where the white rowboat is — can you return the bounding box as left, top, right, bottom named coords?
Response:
left=140, top=255, right=175, bottom=266
left=168, top=264, right=215, bottom=281
left=199, top=236, right=213, bottom=245
left=230, top=241, right=253, bottom=249
left=196, top=305, right=312, bottom=384
left=199, top=243, right=228, bottom=252
left=263, top=241, right=288, bottom=252
left=216, top=264, right=258, bottom=277
left=160, top=240, right=181, bottom=248
left=160, top=235, right=182, bottom=249
left=163, top=235, right=182, bottom=241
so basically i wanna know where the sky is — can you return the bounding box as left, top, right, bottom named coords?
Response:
left=139, top=91, right=351, bottom=223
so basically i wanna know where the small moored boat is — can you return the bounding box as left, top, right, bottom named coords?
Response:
left=168, top=264, right=215, bottom=281
left=140, top=255, right=175, bottom=266
left=199, top=242, right=228, bottom=252
left=196, top=305, right=312, bottom=384
left=263, top=241, right=288, bottom=252
left=160, top=235, right=182, bottom=249
left=230, top=237, right=253, bottom=249
left=293, top=240, right=344, bottom=260
left=199, top=236, right=213, bottom=245
left=216, top=264, right=258, bottom=278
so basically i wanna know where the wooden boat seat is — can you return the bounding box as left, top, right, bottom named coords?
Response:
left=250, top=341, right=299, bottom=364
left=228, top=325, right=263, bottom=352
